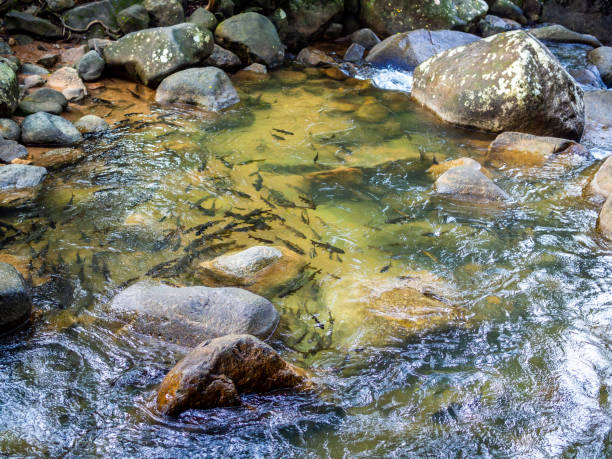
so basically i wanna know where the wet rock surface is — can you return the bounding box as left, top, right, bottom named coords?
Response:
left=0, top=163, right=47, bottom=207
left=156, top=334, right=307, bottom=416
left=21, top=112, right=82, bottom=146
left=204, top=45, right=241, bottom=71
left=155, top=67, right=240, bottom=111
left=0, top=118, right=20, bottom=141
left=412, top=31, right=585, bottom=140
left=46, top=67, right=87, bottom=102
left=434, top=166, right=509, bottom=203
left=5, top=11, right=63, bottom=39
left=0, top=262, right=31, bottom=334
left=109, top=281, right=280, bottom=347
left=74, top=115, right=109, bottom=133
left=598, top=195, right=612, bottom=240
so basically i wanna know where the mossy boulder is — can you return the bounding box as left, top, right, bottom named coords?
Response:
left=412, top=30, right=585, bottom=140
left=103, top=23, right=214, bottom=86
left=0, top=62, right=19, bottom=117
left=215, top=13, right=284, bottom=67
left=359, top=0, right=489, bottom=36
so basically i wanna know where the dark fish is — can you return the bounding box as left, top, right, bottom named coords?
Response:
left=309, top=247, right=317, bottom=259
left=273, top=128, right=294, bottom=136
left=301, top=209, right=310, bottom=225
left=91, top=97, right=114, bottom=106
left=102, top=260, right=112, bottom=282
left=278, top=283, right=305, bottom=298
left=252, top=173, right=263, bottom=191
left=63, top=194, right=74, bottom=210
left=284, top=224, right=307, bottom=239
left=220, top=188, right=251, bottom=199
left=198, top=160, right=208, bottom=171
left=260, top=196, right=277, bottom=208
left=276, top=237, right=306, bottom=255
left=298, top=196, right=316, bottom=209
left=308, top=268, right=322, bottom=281
left=217, top=155, right=233, bottom=169
left=127, top=89, right=141, bottom=99
left=248, top=234, right=274, bottom=244
left=80, top=231, right=91, bottom=243
left=271, top=134, right=286, bottom=141
left=311, top=240, right=345, bottom=254
left=314, top=151, right=319, bottom=163
left=199, top=200, right=216, bottom=216
left=186, top=220, right=222, bottom=235
left=432, top=155, right=438, bottom=165
left=39, top=242, right=50, bottom=259
left=267, top=188, right=295, bottom=208
left=75, top=252, right=82, bottom=264
left=336, top=254, right=343, bottom=262
left=380, top=264, right=391, bottom=273
left=237, top=159, right=266, bottom=166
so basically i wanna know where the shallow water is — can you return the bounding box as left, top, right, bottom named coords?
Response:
left=1, top=66, right=611, bottom=457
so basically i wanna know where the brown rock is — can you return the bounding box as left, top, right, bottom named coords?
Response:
left=304, top=167, right=364, bottom=187
left=598, top=195, right=612, bottom=240
left=46, top=67, right=87, bottom=101
left=427, top=157, right=491, bottom=179
left=29, top=147, right=86, bottom=169
left=156, top=334, right=307, bottom=416
left=434, top=165, right=509, bottom=203
left=296, top=47, right=334, bottom=67
left=590, top=156, right=612, bottom=199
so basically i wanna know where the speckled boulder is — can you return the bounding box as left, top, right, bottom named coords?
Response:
left=412, top=30, right=585, bottom=140
left=360, top=0, right=489, bottom=36
left=215, top=13, right=284, bottom=68
left=103, top=23, right=214, bottom=87
left=0, top=62, right=18, bottom=117
left=109, top=281, right=280, bottom=347
left=155, top=67, right=239, bottom=111
left=0, top=263, right=31, bottom=333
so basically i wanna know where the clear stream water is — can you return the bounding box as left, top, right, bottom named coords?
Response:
left=0, top=47, right=611, bottom=457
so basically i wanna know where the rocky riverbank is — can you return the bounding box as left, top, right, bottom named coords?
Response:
left=0, top=0, right=611, bottom=419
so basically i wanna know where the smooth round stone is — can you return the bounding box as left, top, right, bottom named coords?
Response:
left=21, top=112, right=82, bottom=146
left=77, top=50, right=105, bottom=81
left=17, top=87, right=67, bottom=115
left=0, top=262, right=31, bottom=333
left=74, top=115, right=109, bottom=133
left=0, top=118, right=20, bottom=141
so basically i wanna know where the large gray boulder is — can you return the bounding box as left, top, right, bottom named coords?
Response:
left=103, top=23, right=214, bottom=87
left=156, top=334, right=306, bottom=416
left=215, top=13, right=284, bottom=68
left=143, top=0, right=184, bottom=27
left=588, top=47, right=612, bottom=87
left=17, top=88, right=68, bottom=116
left=529, top=24, right=602, bottom=48
left=359, top=0, right=489, bottom=36
left=21, top=112, right=82, bottom=146
left=4, top=11, right=64, bottom=39
left=0, top=263, right=31, bottom=333
left=412, top=30, right=585, bottom=140
left=155, top=67, right=239, bottom=111
left=581, top=90, right=612, bottom=155
left=109, top=281, right=280, bottom=347
left=366, top=29, right=480, bottom=70
left=0, top=62, right=18, bottom=117
left=434, top=165, right=510, bottom=203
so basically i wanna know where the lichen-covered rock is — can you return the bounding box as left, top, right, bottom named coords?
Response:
left=360, top=0, right=489, bottom=36
left=117, top=4, right=150, bottom=34
left=103, top=23, right=214, bottom=87
left=581, top=90, right=612, bottom=155
left=350, top=28, right=381, bottom=50
left=529, top=24, right=602, bottom=48
left=284, top=0, right=343, bottom=46
left=109, top=281, right=280, bottom=347
left=0, top=139, right=27, bottom=163
left=598, top=195, right=612, bottom=240
left=541, top=0, right=612, bottom=46
left=434, top=165, right=509, bottom=203
left=0, top=164, right=47, bottom=208
left=477, top=14, right=521, bottom=38
left=0, top=62, right=18, bottom=117
left=588, top=47, right=612, bottom=87
left=17, top=88, right=68, bottom=116
left=46, top=67, right=87, bottom=101
left=590, top=156, right=612, bottom=199
left=412, top=31, right=585, bottom=140
left=0, top=119, right=20, bottom=141
left=0, top=263, right=31, bottom=334
left=204, top=45, right=241, bottom=71
left=198, top=246, right=307, bottom=297
left=215, top=13, right=284, bottom=68
left=156, top=334, right=307, bottom=416
left=487, top=131, right=589, bottom=168
left=144, top=0, right=184, bottom=27
left=21, top=112, right=82, bottom=146
left=5, top=11, right=64, bottom=39
left=77, top=50, right=105, bottom=81
left=188, top=7, right=218, bottom=31
left=366, top=29, right=480, bottom=70
left=155, top=67, right=239, bottom=111
left=74, top=115, right=109, bottom=133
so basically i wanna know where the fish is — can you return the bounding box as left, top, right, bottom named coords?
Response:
left=102, top=260, right=112, bottom=282
left=298, top=196, right=316, bottom=209
left=248, top=234, right=274, bottom=244
left=421, top=249, right=439, bottom=263
left=252, top=173, right=263, bottom=191
left=276, top=237, right=306, bottom=255
left=311, top=240, right=345, bottom=254
left=185, top=220, right=222, bottom=236
left=75, top=252, right=82, bottom=264
left=314, top=151, right=319, bottom=163
left=217, top=155, right=233, bottom=169
left=220, top=188, right=251, bottom=199
left=63, top=194, right=74, bottom=210
left=278, top=283, right=305, bottom=298
left=309, top=247, right=317, bottom=259
left=91, top=97, right=113, bottom=106
left=266, top=188, right=296, bottom=208
left=271, top=134, right=286, bottom=141
left=80, top=231, right=91, bottom=243
left=237, top=159, right=266, bottom=166
left=273, top=128, right=294, bottom=136
left=39, top=242, right=50, bottom=259
left=283, top=224, right=307, bottom=239
left=380, top=263, right=391, bottom=273
left=199, top=200, right=216, bottom=216
left=127, top=89, right=142, bottom=99
left=301, top=209, right=310, bottom=225
left=260, top=196, right=277, bottom=208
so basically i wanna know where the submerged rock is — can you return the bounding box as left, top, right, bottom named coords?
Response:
left=590, top=156, right=612, bottom=199
left=21, top=112, right=82, bottom=146
left=0, top=62, right=18, bottom=117
left=434, top=166, right=509, bottom=203
left=360, top=0, right=488, bottom=36
left=155, top=67, right=239, bottom=111
left=296, top=47, right=334, bottom=67
left=581, top=90, right=612, bottom=154
left=29, top=147, right=86, bottom=169
left=366, top=29, right=480, bottom=70
left=0, top=164, right=47, bottom=207
left=487, top=132, right=589, bottom=168
left=215, top=13, right=284, bottom=68
left=412, top=31, right=585, bottom=140
left=344, top=43, right=365, bottom=63
left=109, top=281, right=280, bottom=347
left=528, top=25, right=602, bottom=48
left=588, top=47, right=612, bottom=87
left=74, top=115, right=109, bottom=133
left=46, top=67, right=87, bottom=102
left=17, top=88, right=68, bottom=116
left=0, top=139, right=27, bottom=163
left=156, top=334, right=307, bottom=416
left=103, top=23, right=214, bottom=87
left=4, top=11, right=63, bottom=39
left=198, top=246, right=307, bottom=297
left=77, top=50, right=105, bottom=81
left=0, top=262, right=31, bottom=334
left=427, top=157, right=490, bottom=179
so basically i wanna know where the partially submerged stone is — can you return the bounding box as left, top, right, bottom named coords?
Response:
left=590, top=156, right=612, bottom=199
left=74, top=115, right=109, bottom=133
left=427, top=157, right=491, bottom=179
left=349, top=28, right=381, bottom=50
left=487, top=131, right=589, bottom=168
left=156, top=334, right=307, bottom=416
left=412, top=31, right=585, bottom=140
left=29, top=147, right=86, bottom=169
left=598, top=195, right=612, bottom=241
left=344, top=43, right=365, bottom=63
left=215, top=13, right=284, bottom=68
left=109, top=281, right=280, bottom=347
left=155, top=67, right=240, bottom=112
left=434, top=166, right=510, bottom=203
left=528, top=24, right=602, bottom=48
left=198, top=246, right=307, bottom=297
left=366, top=29, right=480, bottom=71
left=46, top=67, right=87, bottom=102
left=0, top=164, right=47, bottom=207
left=103, top=23, right=214, bottom=87
left=0, top=262, right=31, bottom=334
left=569, top=68, right=606, bottom=91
